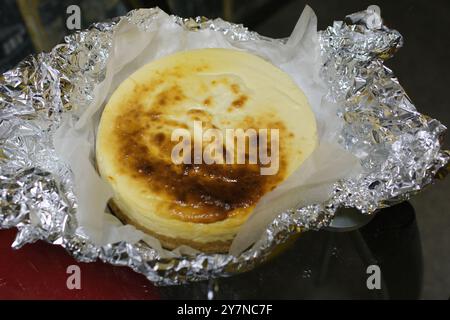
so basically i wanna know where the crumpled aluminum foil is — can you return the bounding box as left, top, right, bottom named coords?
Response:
left=0, top=7, right=448, bottom=285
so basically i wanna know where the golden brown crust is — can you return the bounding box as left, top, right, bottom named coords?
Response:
left=108, top=200, right=232, bottom=253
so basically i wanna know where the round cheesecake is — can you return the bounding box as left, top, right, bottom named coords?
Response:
left=96, top=48, right=318, bottom=253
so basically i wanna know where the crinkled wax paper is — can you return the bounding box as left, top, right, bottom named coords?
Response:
left=0, top=6, right=448, bottom=285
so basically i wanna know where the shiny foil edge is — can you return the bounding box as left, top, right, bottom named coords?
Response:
left=0, top=7, right=448, bottom=285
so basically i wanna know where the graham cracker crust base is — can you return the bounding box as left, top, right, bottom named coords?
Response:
left=108, top=200, right=232, bottom=253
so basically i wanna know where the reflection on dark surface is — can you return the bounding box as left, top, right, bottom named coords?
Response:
left=160, top=202, right=422, bottom=299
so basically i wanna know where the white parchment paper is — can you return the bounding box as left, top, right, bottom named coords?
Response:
left=53, top=6, right=362, bottom=257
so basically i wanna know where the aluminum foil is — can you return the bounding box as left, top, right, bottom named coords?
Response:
left=0, top=7, right=448, bottom=285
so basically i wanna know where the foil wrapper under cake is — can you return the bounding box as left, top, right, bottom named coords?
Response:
left=0, top=7, right=449, bottom=285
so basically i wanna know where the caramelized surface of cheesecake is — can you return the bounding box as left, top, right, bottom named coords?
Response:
left=96, top=48, right=318, bottom=252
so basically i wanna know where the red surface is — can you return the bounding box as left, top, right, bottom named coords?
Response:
left=0, top=229, right=160, bottom=300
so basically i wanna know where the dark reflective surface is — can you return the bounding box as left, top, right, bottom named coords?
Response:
left=160, top=202, right=423, bottom=299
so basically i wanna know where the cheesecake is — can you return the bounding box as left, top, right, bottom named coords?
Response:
left=96, top=48, right=318, bottom=252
